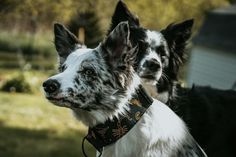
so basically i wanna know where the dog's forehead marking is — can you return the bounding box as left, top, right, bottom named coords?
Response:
left=146, top=49, right=159, bottom=60
left=144, top=30, right=163, bottom=61
left=146, top=30, right=163, bottom=47
left=64, top=48, right=97, bottom=67
left=145, top=30, right=169, bottom=57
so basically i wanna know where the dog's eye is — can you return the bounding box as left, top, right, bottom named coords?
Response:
left=84, top=68, right=95, bottom=76
left=139, top=40, right=149, bottom=50
left=155, top=46, right=166, bottom=56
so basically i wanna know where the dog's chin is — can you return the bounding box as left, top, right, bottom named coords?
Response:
left=46, top=96, right=81, bottom=109
left=139, top=71, right=161, bottom=85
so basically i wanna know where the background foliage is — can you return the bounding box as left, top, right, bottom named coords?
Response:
left=0, top=0, right=231, bottom=31
left=0, top=0, right=231, bottom=70
left=0, top=0, right=234, bottom=156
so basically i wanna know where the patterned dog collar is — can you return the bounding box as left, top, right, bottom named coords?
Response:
left=82, top=85, right=153, bottom=156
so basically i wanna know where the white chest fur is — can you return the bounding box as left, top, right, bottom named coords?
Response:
left=141, top=80, right=169, bottom=104
left=99, top=99, right=188, bottom=157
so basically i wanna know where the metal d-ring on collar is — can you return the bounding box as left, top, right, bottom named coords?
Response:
left=82, top=85, right=153, bottom=157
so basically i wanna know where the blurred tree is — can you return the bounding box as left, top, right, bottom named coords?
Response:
left=125, top=0, right=230, bottom=32
left=0, top=0, right=79, bottom=30
left=0, top=0, right=231, bottom=35
left=67, top=10, right=103, bottom=48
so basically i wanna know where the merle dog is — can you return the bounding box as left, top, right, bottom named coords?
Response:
left=109, top=1, right=236, bottom=157
left=43, top=22, right=206, bottom=157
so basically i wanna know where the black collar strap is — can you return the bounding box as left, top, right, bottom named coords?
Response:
left=82, top=85, right=153, bottom=156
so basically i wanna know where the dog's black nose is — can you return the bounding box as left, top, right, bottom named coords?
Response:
left=143, top=60, right=160, bottom=71
left=43, top=79, right=60, bottom=94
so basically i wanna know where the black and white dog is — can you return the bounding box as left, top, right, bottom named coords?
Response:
left=106, top=1, right=193, bottom=102
left=109, top=1, right=236, bottom=157
left=43, top=22, right=207, bottom=156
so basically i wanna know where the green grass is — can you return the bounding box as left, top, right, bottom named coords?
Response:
left=0, top=92, right=96, bottom=157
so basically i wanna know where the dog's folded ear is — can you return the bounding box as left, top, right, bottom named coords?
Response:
left=102, top=21, right=138, bottom=70
left=54, top=23, right=81, bottom=63
left=107, top=1, right=139, bottom=35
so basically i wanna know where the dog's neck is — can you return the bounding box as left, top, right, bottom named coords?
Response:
left=72, top=73, right=142, bottom=127
left=141, top=77, right=178, bottom=104
left=156, top=79, right=179, bottom=104
left=84, top=84, right=153, bottom=153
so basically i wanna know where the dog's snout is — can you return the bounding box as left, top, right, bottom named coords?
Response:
left=143, top=60, right=160, bottom=71
left=43, top=79, right=60, bottom=94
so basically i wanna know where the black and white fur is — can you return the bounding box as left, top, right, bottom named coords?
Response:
left=136, top=21, right=236, bottom=157
left=109, top=2, right=236, bottom=157
left=43, top=22, right=207, bottom=157
left=138, top=25, right=236, bottom=156
left=106, top=1, right=192, bottom=101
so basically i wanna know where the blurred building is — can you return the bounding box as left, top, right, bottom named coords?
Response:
left=187, top=5, right=236, bottom=90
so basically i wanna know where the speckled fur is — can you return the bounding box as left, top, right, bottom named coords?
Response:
left=43, top=20, right=206, bottom=157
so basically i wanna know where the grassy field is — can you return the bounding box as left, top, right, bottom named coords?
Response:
left=0, top=69, right=96, bottom=157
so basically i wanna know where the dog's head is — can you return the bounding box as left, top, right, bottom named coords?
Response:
left=138, top=20, right=194, bottom=86
left=108, top=1, right=193, bottom=87
left=43, top=22, right=139, bottom=126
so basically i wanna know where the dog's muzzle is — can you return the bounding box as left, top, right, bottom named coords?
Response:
left=43, top=79, right=60, bottom=95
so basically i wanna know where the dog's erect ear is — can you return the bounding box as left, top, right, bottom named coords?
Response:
left=54, top=23, right=80, bottom=63
left=161, top=19, right=194, bottom=79
left=102, top=21, right=137, bottom=69
left=107, top=1, right=139, bottom=35
left=161, top=19, right=193, bottom=54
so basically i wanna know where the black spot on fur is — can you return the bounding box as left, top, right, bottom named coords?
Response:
left=58, top=64, right=67, bottom=72
left=67, top=88, right=74, bottom=96
left=74, top=78, right=80, bottom=85
left=76, top=94, right=86, bottom=103
left=103, top=80, right=115, bottom=88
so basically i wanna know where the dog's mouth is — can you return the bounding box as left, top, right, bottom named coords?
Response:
left=46, top=96, right=80, bottom=108
left=138, top=68, right=162, bottom=81
left=140, top=74, right=156, bottom=80
left=137, top=67, right=159, bottom=80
